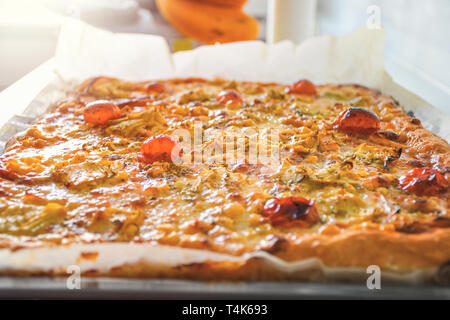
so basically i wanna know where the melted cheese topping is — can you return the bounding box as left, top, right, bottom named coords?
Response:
left=0, top=78, right=448, bottom=255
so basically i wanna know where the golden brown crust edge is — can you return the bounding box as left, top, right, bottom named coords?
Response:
left=274, top=229, right=450, bottom=269
left=85, top=227, right=450, bottom=283
left=1, top=228, right=450, bottom=282
left=395, top=115, right=450, bottom=168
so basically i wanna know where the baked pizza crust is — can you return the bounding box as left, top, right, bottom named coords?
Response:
left=0, top=229, right=449, bottom=282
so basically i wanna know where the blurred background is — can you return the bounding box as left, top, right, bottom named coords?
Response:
left=0, top=0, right=449, bottom=113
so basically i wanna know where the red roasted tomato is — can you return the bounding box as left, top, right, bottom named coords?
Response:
left=145, top=81, right=168, bottom=94
left=333, top=107, right=380, bottom=135
left=399, top=168, right=448, bottom=196
left=262, top=196, right=319, bottom=228
left=286, top=79, right=317, bottom=95
left=216, top=91, right=243, bottom=108
left=140, top=135, right=181, bottom=164
left=83, top=100, right=122, bottom=125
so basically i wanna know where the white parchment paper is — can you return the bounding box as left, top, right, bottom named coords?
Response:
left=0, top=20, right=448, bottom=282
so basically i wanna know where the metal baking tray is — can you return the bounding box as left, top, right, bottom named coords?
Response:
left=0, top=277, right=449, bottom=299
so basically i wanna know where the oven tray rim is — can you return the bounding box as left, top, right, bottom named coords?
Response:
left=0, top=277, right=449, bottom=299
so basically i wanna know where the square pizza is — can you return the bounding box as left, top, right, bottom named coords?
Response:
left=0, top=77, right=448, bottom=280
